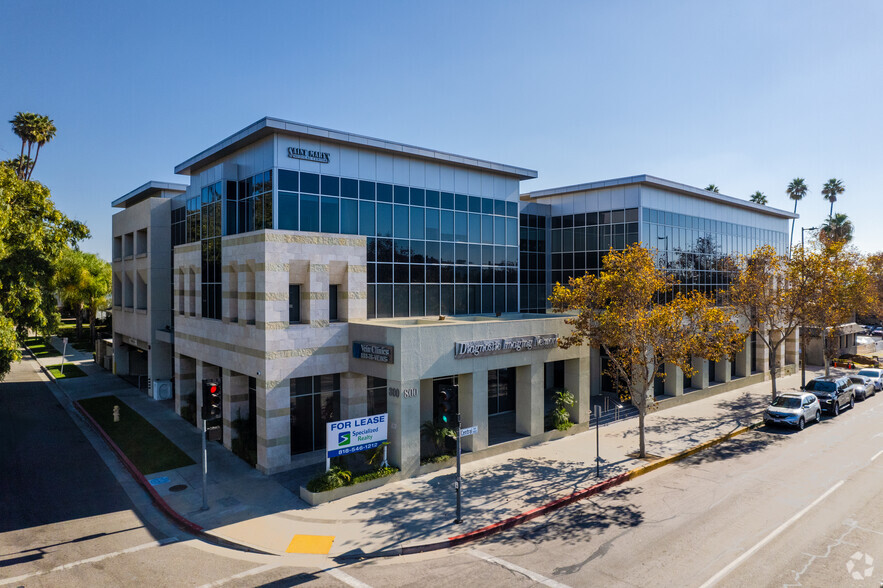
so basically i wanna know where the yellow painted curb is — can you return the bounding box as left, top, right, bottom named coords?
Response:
left=625, top=420, right=762, bottom=481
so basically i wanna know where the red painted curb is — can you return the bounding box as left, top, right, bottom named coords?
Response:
left=393, top=421, right=763, bottom=557
left=73, top=400, right=204, bottom=535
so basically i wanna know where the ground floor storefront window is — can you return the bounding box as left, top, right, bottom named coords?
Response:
left=290, top=374, right=341, bottom=455
left=367, top=376, right=387, bottom=416
left=488, top=368, right=516, bottom=415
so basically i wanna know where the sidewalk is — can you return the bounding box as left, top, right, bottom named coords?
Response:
left=30, top=338, right=832, bottom=564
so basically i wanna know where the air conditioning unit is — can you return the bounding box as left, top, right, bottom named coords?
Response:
left=152, top=379, right=173, bottom=400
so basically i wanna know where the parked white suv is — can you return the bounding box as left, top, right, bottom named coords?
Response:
left=857, top=368, right=883, bottom=391
left=763, top=392, right=822, bottom=430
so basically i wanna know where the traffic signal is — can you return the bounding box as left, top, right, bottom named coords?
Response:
left=439, top=385, right=458, bottom=425
left=202, top=379, right=222, bottom=421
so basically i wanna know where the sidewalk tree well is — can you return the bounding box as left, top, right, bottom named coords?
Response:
left=550, top=245, right=743, bottom=458
left=0, top=165, right=88, bottom=380
left=727, top=245, right=814, bottom=400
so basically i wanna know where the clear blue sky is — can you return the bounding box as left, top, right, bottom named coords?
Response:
left=3, top=1, right=881, bottom=261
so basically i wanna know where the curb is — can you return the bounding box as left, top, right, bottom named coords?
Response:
left=72, top=401, right=205, bottom=535
left=71, top=397, right=273, bottom=556
left=345, top=417, right=763, bottom=559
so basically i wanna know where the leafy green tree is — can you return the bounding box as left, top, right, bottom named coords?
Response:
left=550, top=245, right=742, bottom=458
left=0, top=166, right=88, bottom=379
left=705, top=184, right=720, bottom=193
left=822, top=178, right=845, bottom=217
left=819, top=213, right=854, bottom=245
left=786, top=178, right=808, bottom=251
left=57, top=249, right=111, bottom=341
left=750, top=191, right=768, bottom=205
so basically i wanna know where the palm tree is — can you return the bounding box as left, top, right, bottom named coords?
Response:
left=9, top=112, right=39, bottom=180
left=821, top=178, right=845, bottom=217
left=27, top=115, right=56, bottom=181
left=786, top=178, right=808, bottom=250
left=750, top=191, right=768, bottom=205
left=819, top=213, right=854, bottom=245
left=3, top=155, right=33, bottom=179
left=705, top=184, right=720, bottom=193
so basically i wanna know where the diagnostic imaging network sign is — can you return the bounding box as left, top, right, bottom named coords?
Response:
left=326, top=414, right=388, bottom=458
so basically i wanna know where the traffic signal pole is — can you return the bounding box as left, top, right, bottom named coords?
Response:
left=455, top=412, right=462, bottom=524
left=201, top=418, right=209, bottom=511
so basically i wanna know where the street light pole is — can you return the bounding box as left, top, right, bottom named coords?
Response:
left=798, top=226, right=818, bottom=388
left=800, top=226, right=817, bottom=251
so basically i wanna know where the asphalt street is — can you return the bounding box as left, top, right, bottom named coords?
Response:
left=4, top=352, right=883, bottom=587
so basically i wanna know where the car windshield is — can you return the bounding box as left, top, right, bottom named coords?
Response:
left=806, top=380, right=836, bottom=392
left=771, top=397, right=801, bottom=409
left=859, top=370, right=880, bottom=377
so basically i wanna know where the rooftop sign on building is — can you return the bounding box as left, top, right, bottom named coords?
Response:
left=454, top=334, right=558, bottom=359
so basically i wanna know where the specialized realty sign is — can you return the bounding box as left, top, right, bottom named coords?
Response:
left=326, top=414, right=388, bottom=458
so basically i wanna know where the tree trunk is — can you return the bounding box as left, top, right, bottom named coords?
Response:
left=75, top=304, right=83, bottom=339
left=638, top=410, right=646, bottom=458
left=769, top=341, right=779, bottom=401
left=89, top=309, right=97, bottom=344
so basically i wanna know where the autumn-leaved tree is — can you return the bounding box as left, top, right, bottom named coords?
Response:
left=549, top=245, right=743, bottom=458
left=865, top=252, right=883, bottom=319
left=727, top=245, right=812, bottom=400
left=798, top=239, right=870, bottom=376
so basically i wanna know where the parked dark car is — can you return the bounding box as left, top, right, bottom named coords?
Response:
left=849, top=375, right=876, bottom=401
left=804, top=376, right=856, bottom=415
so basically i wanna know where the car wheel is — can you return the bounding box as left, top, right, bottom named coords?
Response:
left=833, top=402, right=840, bottom=416
left=797, top=417, right=805, bottom=431
left=850, top=396, right=855, bottom=409
left=816, top=410, right=822, bottom=423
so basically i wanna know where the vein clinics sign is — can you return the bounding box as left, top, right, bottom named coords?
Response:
left=454, top=334, right=558, bottom=359
left=287, top=146, right=330, bottom=164
left=353, top=342, right=394, bottom=364
left=326, top=414, right=388, bottom=458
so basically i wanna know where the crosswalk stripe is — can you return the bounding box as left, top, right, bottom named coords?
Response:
left=468, top=548, right=571, bottom=588
left=0, top=537, right=177, bottom=586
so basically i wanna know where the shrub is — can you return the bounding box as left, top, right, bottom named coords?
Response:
left=306, top=465, right=398, bottom=493
left=306, top=466, right=352, bottom=493
left=421, top=420, right=456, bottom=456
left=552, top=388, right=575, bottom=431
left=351, top=466, right=398, bottom=485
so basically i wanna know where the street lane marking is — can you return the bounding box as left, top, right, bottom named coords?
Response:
left=196, top=563, right=279, bottom=588
left=469, top=548, right=571, bottom=588
left=872, top=450, right=883, bottom=462
left=0, top=537, right=178, bottom=586
left=699, top=481, right=845, bottom=588
left=325, top=567, right=373, bottom=588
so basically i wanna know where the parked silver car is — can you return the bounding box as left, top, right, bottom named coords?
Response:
left=763, top=392, right=822, bottom=430
left=857, top=368, right=883, bottom=391
left=849, top=374, right=876, bottom=400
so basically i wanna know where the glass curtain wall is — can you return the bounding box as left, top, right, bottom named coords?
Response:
left=641, top=208, right=788, bottom=302
left=550, top=208, right=639, bottom=287
left=273, top=169, right=519, bottom=318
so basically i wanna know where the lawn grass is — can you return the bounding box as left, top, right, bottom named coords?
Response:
left=46, top=363, right=87, bottom=379
left=24, top=337, right=62, bottom=358
left=79, top=395, right=195, bottom=475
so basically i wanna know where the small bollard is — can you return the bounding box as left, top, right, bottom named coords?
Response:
left=113, top=405, right=120, bottom=423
